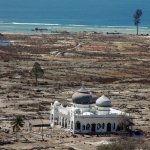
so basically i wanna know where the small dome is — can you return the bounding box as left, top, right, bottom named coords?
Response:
left=54, top=101, right=61, bottom=106
left=96, top=95, right=112, bottom=107
left=72, top=86, right=94, bottom=104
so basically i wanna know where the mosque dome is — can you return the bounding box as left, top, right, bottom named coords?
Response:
left=96, top=95, right=112, bottom=107
left=72, top=86, right=94, bottom=104
left=54, top=101, right=61, bottom=106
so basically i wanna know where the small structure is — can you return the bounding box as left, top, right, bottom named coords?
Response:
left=50, top=86, right=130, bottom=134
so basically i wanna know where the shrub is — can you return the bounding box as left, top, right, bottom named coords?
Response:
left=96, top=143, right=123, bottom=150
left=96, top=139, right=150, bottom=150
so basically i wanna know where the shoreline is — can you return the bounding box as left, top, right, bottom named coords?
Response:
left=0, top=23, right=150, bottom=35
left=1, top=32, right=150, bottom=39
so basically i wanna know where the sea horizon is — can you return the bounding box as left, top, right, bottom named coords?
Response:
left=0, top=21, right=150, bottom=35
left=0, top=0, right=149, bottom=34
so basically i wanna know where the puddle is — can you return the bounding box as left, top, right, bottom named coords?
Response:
left=0, top=40, right=11, bottom=46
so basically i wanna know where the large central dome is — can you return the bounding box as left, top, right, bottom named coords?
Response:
left=72, top=86, right=95, bottom=104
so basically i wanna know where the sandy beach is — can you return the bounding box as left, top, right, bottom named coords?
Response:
left=0, top=32, right=150, bottom=149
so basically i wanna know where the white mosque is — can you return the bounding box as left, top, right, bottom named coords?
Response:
left=50, top=86, right=128, bottom=134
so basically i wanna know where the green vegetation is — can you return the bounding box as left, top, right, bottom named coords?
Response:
left=96, top=143, right=133, bottom=150
left=31, top=62, right=44, bottom=86
left=96, top=138, right=150, bottom=150
left=118, top=115, right=133, bottom=132
left=133, top=9, right=143, bottom=35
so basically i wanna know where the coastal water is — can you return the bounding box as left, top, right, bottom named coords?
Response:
left=0, top=0, right=150, bottom=34
left=0, top=40, right=11, bottom=46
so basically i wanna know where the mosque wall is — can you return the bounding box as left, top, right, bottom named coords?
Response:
left=74, top=116, right=120, bottom=133
left=50, top=86, right=128, bottom=134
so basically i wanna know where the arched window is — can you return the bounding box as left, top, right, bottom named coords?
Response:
left=91, top=123, right=96, bottom=132
left=107, top=123, right=111, bottom=132
left=102, top=123, right=105, bottom=129
left=86, top=124, right=90, bottom=130
left=62, top=118, right=64, bottom=127
left=114, top=123, right=116, bottom=129
left=56, top=118, right=58, bottom=125
left=97, top=123, right=101, bottom=130
left=65, top=119, right=67, bottom=128
left=75, top=121, right=81, bottom=130
left=82, top=125, right=85, bottom=130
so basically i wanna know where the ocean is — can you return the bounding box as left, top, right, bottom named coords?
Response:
left=0, top=0, right=149, bottom=34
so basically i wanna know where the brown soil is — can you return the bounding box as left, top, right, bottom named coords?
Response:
left=0, top=32, right=150, bottom=149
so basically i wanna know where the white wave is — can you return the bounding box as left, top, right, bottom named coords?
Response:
left=0, top=22, right=149, bottom=29
left=68, top=24, right=89, bottom=27
left=140, top=26, right=149, bottom=29
left=12, top=22, right=61, bottom=26
left=100, top=25, right=135, bottom=28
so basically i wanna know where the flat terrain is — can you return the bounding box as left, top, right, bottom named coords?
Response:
left=0, top=32, right=150, bottom=149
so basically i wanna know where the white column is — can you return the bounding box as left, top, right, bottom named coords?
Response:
left=73, top=121, right=75, bottom=134
left=70, top=120, right=71, bottom=130
left=60, top=116, right=61, bottom=125
left=72, top=113, right=75, bottom=133
left=67, top=119, right=69, bottom=129
left=53, top=113, right=55, bottom=125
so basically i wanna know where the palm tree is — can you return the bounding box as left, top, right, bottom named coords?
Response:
left=133, top=9, right=143, bottom=35
left=31, top=62, right=44, bottom=86
left=11, top=116, right=24, bottom=141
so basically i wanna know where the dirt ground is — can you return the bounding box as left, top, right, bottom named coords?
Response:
left=0, top=32, right=150, bottom=149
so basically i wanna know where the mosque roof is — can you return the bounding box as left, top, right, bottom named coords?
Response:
left=77, top=86, right=89, bottom=93
left=96, top=95, right=112, bottom=107
left=72, top=86, right=95, bottom=105
left=83, top=112, right=94, bottom=115
left=54, top=101, right=61, bottom=106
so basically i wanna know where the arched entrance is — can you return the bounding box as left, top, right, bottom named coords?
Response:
left=76, top=121, right=81, bottom=130
left=91, top=123, right=96, bottom=132
left=65, top=119, right=67, bottom=128
left=62, top=118, right=64, bottom=127
left=86, top=124, right=90, bottom=130
left=107, top=123, right=111, bottom=132
left=102, top=123, right=105, bottom=129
